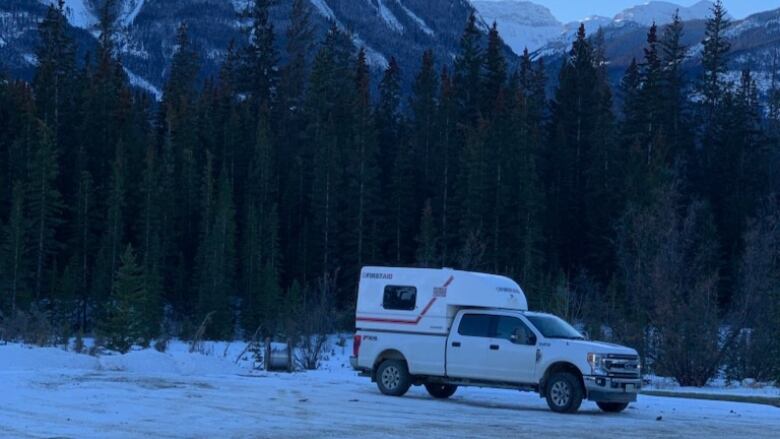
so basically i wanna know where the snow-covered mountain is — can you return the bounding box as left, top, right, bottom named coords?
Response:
left=614, top=0, right=716, bottom=26
left=471, top=0, right=718, bottom=54
left=1, top=0, right=779, bottom=101
left=471, top=0, right=562, bottom=53
left=1, top=0, right=483, bottom=97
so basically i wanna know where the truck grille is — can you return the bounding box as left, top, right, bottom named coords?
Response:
left=604, top=354, right=640, bottom=378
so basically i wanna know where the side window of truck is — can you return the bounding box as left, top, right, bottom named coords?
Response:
left=382, top=285, right=417, bottom=311
left=457, top=314, right=492, bottom=337
left=494, top=316, right=535, bottom=345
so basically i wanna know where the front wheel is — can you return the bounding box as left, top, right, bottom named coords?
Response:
left=545, top=372, right=583, bottom=414
left=597, top=402, right=629, bottom=413
left=425, top=383, right=458, bottom=399
left=376, top=360, right=411, bottom=396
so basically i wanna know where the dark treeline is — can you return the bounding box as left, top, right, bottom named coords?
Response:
left=1, top=0, right=779, bottom=384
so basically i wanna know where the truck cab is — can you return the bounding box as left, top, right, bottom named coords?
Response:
left=351, top=267, right=641, bottom=413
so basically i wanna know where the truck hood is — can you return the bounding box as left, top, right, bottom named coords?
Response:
left=547, top=339, right=637, bottom=356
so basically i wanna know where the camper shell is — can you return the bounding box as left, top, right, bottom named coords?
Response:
left=356, top=266, right=528, bottom=335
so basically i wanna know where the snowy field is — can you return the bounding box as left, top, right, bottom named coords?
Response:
left=1, top=340, right=779, bottom=439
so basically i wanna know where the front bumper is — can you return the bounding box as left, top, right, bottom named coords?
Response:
left=584, top=375, right=641, bottom=403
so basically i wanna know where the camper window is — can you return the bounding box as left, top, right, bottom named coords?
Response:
left=382, top=285, right=417, bottom=311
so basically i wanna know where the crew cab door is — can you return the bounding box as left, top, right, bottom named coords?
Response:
left=446, top=313, right=496, bottom=379
left=488, top=315, right=538, bottom=383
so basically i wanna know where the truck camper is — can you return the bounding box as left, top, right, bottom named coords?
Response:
left=351, top=267, right=641, bottom=414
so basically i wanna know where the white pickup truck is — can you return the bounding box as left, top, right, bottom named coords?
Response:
left=350, top=267, right=641, bottom=413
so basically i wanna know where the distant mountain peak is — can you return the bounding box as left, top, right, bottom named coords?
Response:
left=472, top=1, right=560, bottom=27
left=614, top=1, right=716, bottom=26
left=471, top=0, right=563, bottom=53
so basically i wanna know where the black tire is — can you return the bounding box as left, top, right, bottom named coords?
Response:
left=424, top=383, right=458, bottom=399
left=545, top=372, right=584, bottom=414
left=597, top=402, right=629, bottom=413
left=375, top=360, right=412, bottom=397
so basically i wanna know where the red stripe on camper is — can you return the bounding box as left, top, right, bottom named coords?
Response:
left=356, top=275, right=454, bottom=325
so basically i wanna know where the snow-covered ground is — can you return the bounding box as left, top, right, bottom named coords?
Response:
left=1, top=339, right=779, bottom=438
left=645, top=375, right=780, bottom=398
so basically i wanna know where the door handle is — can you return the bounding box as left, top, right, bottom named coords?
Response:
left=451, top=341, right=461, bottom=347
left=490, top=344, right=499, bottom=350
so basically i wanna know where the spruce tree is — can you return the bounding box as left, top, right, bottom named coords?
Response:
left=70, top=169, right=97, bottom=331
left=101, top=244, right=145, bottom=354
left=415, top=199, right=438, bottom=267
left=659, top=12, right=689, bottom=156
left=699, top=0, right=731, bottom=119
left=410, top=50, right=439, bottom=192
left=26, top=122, right=63, bottom=301
left=543, top=26, right=619, bottom=281
left=483, top=22, right=507, bottom=120
left=348, top=49, right=379, bottom=271
left=1, top=182, right=28, bottom=314
left=454, top=12, right=484, bottom=124
left=34, top=0, right=76, bottom=143
left=241, top=0, right=278, bottom=114
left=196, top=163, right=236, bottom=339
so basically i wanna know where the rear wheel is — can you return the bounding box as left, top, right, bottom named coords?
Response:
left=545, top=372, right=583, bottom=414
left=376, top=360, right=411, bottom=396
left=424, top=383, right=458, bottom=399
left=597, top=402, right=629, bottom=413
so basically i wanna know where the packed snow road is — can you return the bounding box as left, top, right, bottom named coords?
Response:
left=1, top=344, right=778, bottom=438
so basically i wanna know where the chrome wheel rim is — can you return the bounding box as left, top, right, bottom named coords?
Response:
left=381, top=366, right=401, bottom=390
left=550, top=381, right=571, bottom=407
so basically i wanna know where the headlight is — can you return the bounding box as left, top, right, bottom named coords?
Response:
left=587, top=352, right=607, bottom=375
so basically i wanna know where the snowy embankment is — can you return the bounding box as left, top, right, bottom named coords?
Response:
left=644, top=375, right=780, bottom=399
left=1, top=339, right=779, bottom=438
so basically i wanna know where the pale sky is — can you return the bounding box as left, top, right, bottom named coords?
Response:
left=531, top=0, right=780, bottom=23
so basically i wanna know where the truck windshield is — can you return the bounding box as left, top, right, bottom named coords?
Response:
left=525, top=315, right=584, bottom=340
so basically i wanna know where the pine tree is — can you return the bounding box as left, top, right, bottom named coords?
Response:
left=241, top=0, right=278, bottom=114
left=164, top=24, right=200, bottom=108
left=414, top=199, right=438, bottom=267
left=454, top=12, right=484, bottom=124
left=659, top=11, right=690, bottom=156
left=139, top=143, right=163, bottom=340
left=94, top=141, right=126, bottom=301
left=376, top=57, right=411, bottom=263
left=410, top=50, right=439, bottom=192
left=241, top=114, right=282, bottom=334
left=1, top=182, right=28, bottom=314
left=638, top=23, right=663, bottom=165
left=547, top=24, right=619, bottom=278
left=347, top=49, right=379, bottom=271
left=70, top=169, right=97, bottom=331
left=279, top=0, right=313, bottom=115
left=699, top=0, right=731, bottom=119
left=26, top=122, right=63, bottom=301
left=435, top=68, right=458, bottom=265
left=278, top=0, right=315, bottom=289
left=196, top=163, right=236, bottom=339
left=483, top=22, right=507, bottom=120
left=101, top=244, right=146, bottom=354
left=304, top=24, right=355, bottom=284
left=34, top=0, right=76, bottom=142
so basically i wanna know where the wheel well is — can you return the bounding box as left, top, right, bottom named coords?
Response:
left=540, top=362, right=585, bottom=395
left=371, top=349, right=407, bottom=380
left=373, top=349, right=406, bottom=369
